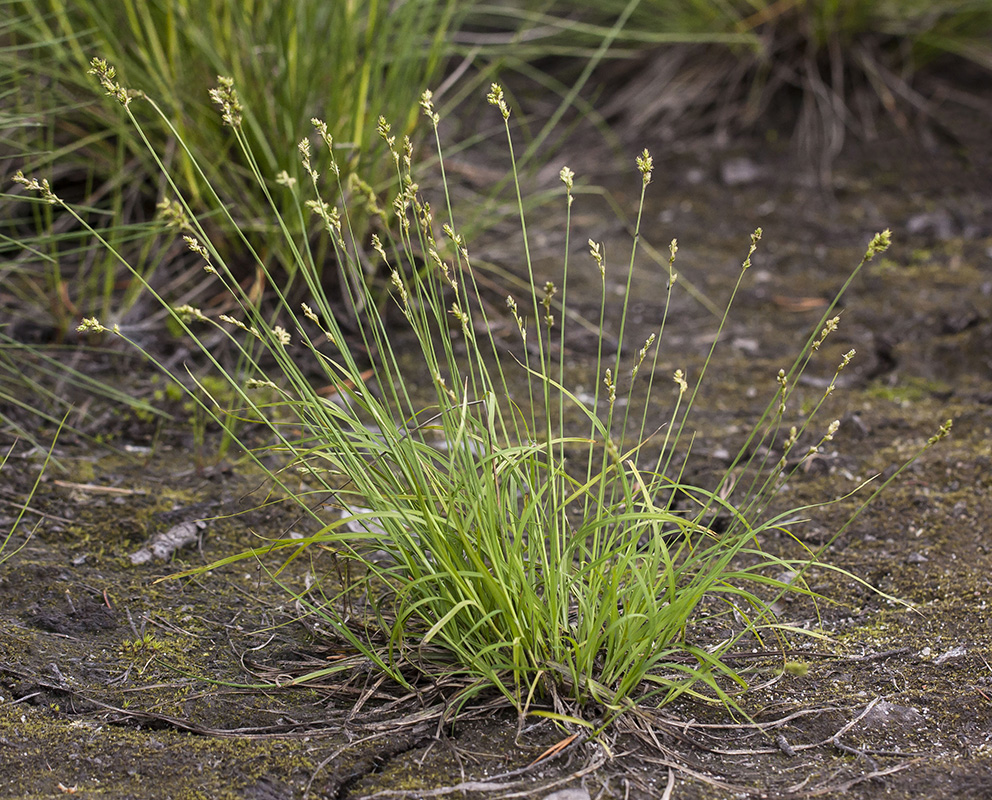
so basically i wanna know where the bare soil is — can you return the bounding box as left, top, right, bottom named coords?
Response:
left=2, top=93, right=991, bottom=799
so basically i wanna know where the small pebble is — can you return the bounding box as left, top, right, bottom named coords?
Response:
left=934, top=646, right=967, bottom=665
left=541, top=789, right=591, bottom=800
left=720, top=157, right=761, bottom=186
left=863, top=700, right=923, bottom=728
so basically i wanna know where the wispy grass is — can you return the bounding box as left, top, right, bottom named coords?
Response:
left=16, top=62, right=951, bottom=727
left=0, top=422, right=62, bottom=567
left=0, top=326, right=167, bottom=448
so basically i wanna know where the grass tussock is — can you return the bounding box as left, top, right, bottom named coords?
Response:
left=14, top=62, right=952, bottom=729
left=2, top=0, right=468, bottom=336
left=502, top=1, right=992, bottom=170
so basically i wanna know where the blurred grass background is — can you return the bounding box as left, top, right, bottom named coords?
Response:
left=2, top=0, right=469, bottom=335
left=1, top=0, right=989, bottom=436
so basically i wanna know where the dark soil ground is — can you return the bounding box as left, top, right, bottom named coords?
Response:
left=2, top=76, right=991, bottom=799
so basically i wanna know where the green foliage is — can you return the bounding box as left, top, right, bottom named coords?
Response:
left=120, top=632, right=164, bottom=658
left=2, top=0, right=466, bottom=333
left=531, top=0, right=992, bottom=68
left=5, top=0, right=986, bottom=341
left=464, top=0, right=755, bottom=53
left=509, top=0, right=992, bottom=171
left=17, top=65, right=951, bottom=727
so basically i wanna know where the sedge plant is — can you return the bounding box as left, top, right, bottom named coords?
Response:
left=14, top=61, right=951, bottom=729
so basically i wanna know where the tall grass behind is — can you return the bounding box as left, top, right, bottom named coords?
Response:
left=500, top=0, right=992, bottom=64
left=5, top=0, right=989, bottom=337
left=16, top=62, right=951, bottom=727
left=2, top=0, right=467, bottom=336
left=493, top=0, right=992, bottom=165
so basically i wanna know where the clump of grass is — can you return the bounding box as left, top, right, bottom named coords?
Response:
left=17, top=63, right=951, bottom=728
left=510, top=0, right=992, bottom=170
left=2, top=0, right=469, bottom=338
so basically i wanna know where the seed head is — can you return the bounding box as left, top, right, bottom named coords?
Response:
left=604, top=369, right=616, bottom=408
left=636, top=149, right=653, bottom=185
left=390, top=270, right=409, bottom=309
left=588, top=240, right=605, bottom=279
left=865, top=229, right=892, bottom=261
left=209, top=76, right=242, bottom=127
left=77, top=317, right=106, bottom=334
left=668, top=239, right=679, bottom=286
left=310, top=119, right=336, bottom=175
left=348, top=173, right=384, bottom=218
left=298, top=138, right=315, bottom=178
left=219, top=314, right=248, bottom=333
left=506, top=296, right=525, bottom=341
left=371, top=234, right=388, bottom=266
left=434, top=372, right=458, bottom=403
left=784, top=426, right=798, bottom=450
left=812, top=316, right=840, bottom=351
left=174, top=305, right=206, bottom=323
left=183, top=235, right=210, bottom=261
left=157, top=197, right=190, bottom=230
left=560, top=166, right=575, bottom=207
left=13, top=171, right=59, bottom=204
left=376, top=116, right=395, bottom=148
left=420, top=90, right=440, bottom=126
left=743, top=228, right=762, bottom=270
left=450, top=303, right=470, bottom=337
left=442, top=223, right=463, bottom=248
left=88, top=58, right=134, bottom=107
left=928, top=419, right=953, bottom=446
left=306, top=199, right=342, bottom=238
left=633, top=333, right=656, bottom=379
left=486, top=83, right=510, bottom=120
left=542, top=281, right=556, bottom=327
